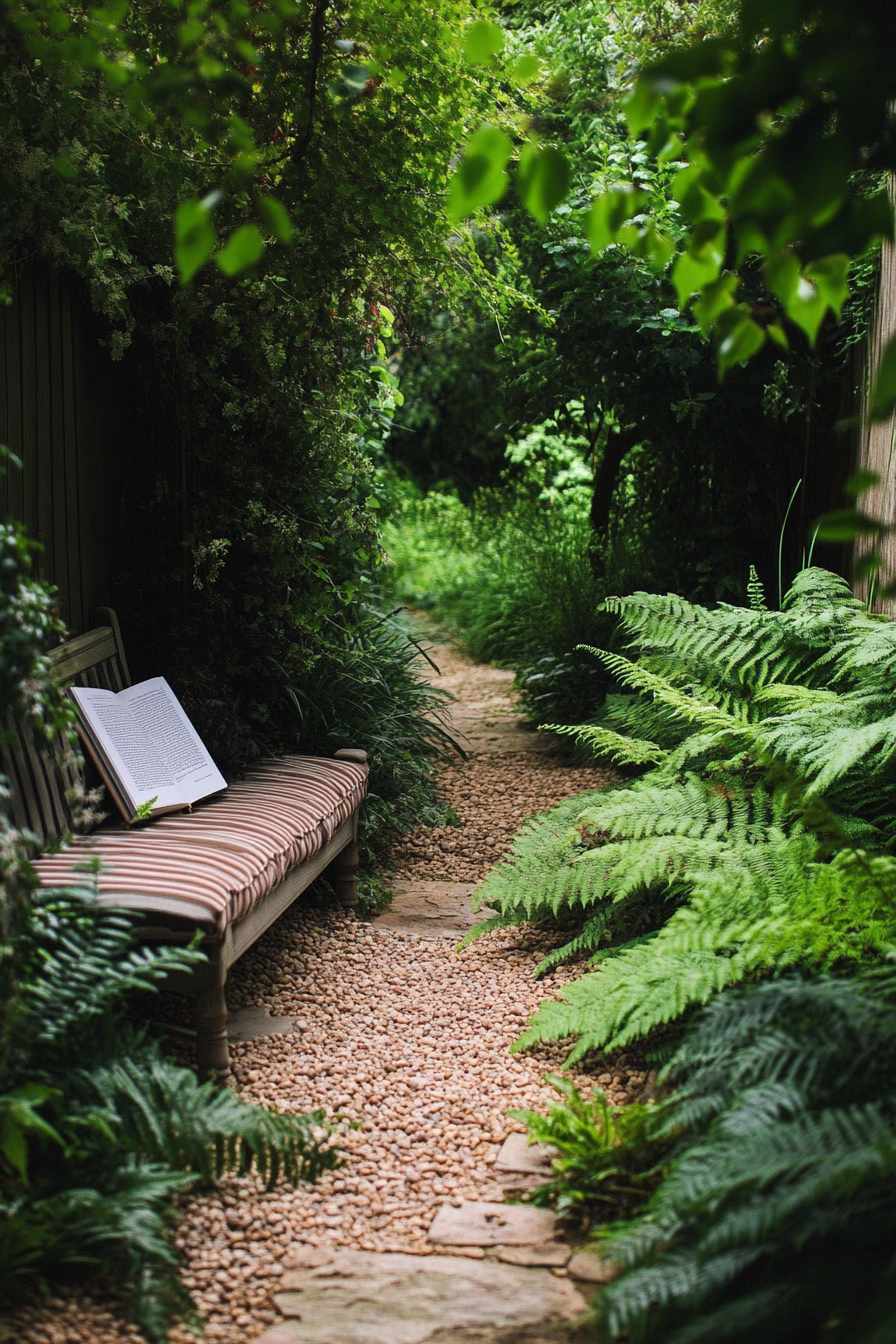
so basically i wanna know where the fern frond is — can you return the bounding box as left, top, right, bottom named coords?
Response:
left=597, top=967, right=896, bottom=1344
left=85, top=1048, right=339, bottom=1189
left=514, top=946, right=744, bottom=1061
left=542, top=720, right=667, bottom=765
left=585, top=648, right=746, bottom=732
left=534, top=910, right=614, bottom=976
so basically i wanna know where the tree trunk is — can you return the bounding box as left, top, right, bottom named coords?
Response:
left=589, top=427, right=639, bottom=577
left=854, top=175, right=896, bottom=612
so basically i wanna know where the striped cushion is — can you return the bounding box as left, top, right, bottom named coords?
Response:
left=32, top=756, right=367, bottom=936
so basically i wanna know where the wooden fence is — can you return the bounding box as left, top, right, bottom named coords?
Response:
left=0, top=263, right=183, bottom=645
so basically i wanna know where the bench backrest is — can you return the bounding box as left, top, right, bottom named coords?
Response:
left=1, top=607, right=131, bottom=844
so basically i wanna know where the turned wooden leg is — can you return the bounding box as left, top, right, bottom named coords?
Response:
left=330, top=838, right=360, bottom=910
left=194, top=946, right=231, bottom=1083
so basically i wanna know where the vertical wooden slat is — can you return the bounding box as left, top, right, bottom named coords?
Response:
left=60, top=279, right=81, bottom=634
left=48, top=272, right=71, bottom=626
left=18, top=268, right=38, bottom=549
left=37, top=270, right=57, bottom=605
left=855, top=176, right=896, bottom=611
left=70, top=280, right=105, bottom=627
left=7, top=274, right=26, bottom=526
left=0, top=280, right=26, bottom=523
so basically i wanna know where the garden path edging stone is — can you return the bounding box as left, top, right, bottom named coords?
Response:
left=260, top=1249, right=588, bottom=1344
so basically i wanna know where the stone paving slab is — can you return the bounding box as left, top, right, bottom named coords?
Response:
left=265, top=1249, right=587, bottom=1344
left=494, top=1132, right=556, bottom=1175
left=428, top=1200, right=558, bottom=1247
left=567, top=1251, right=619, bottom=1284
left=226, top=1004, right=296, bottom=1041
left=373, top=881, right=495, bottom=938
left=495, top=1242, right=571, bottom=1268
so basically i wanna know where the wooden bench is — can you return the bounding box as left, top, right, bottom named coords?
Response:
left=2, top=608, right=368, bottom=1081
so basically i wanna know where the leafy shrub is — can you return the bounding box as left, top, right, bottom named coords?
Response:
left=0, top=885, right=338, bottom=1339
left=470, top=568, right=896, bottom=1057
left=293, top=603, right=460, bottom=856
left=508, top=1075, right=659, bottom=1228
left=382, top=462, right=610, bottom=721
left=597, top=970, right=896, bottom=1344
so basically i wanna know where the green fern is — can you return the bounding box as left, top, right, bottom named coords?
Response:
left=1, top=887, right=338, bottom=1338
left=507, top=1075, right=658, bottom=1225
left=472, top=567, right=896, bottom=1057
left=540, top=721, right=667, bottom=766
left=519, top=843, right=896, bottom=1061
left=87, top=1049, right=336, bottom=1189
left=597, top=969, right=896, bottom=1344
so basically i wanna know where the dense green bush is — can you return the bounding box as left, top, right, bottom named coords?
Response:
left=0, top=0, right=495, bottom=811
left=470, top=568, right=896, bottom=1056
left=597, top=970, right=896, bottom=1344
left=381, top=428, right=612, bottom=721
left=0, top=885, right=337, bottom=1338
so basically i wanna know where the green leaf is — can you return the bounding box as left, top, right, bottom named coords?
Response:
left=448, top=125, right=512, bottom=223
left=586, top=186, right=646, bottom=254
left=672, top=242, right=723, bottom=309
left=765, top=251, right=800, bottom=306
left=464, top=19, right=503, bottom=65
left=869, top=331, right=896, bottom=424
left=845, top=469, right=880, bottom=498
left=178, top=18, right=204, bottom=48
left=216, top=224, right=265, bottom=276
left=258, top=196, right=294, bottom=244
left=53, top=151, right=78, bottom=180
left=517, top=140, right=571, bottom=224
left=329, top=64, right=369, bottom=100
left=717, top=311, right=765, bottom=376
left=786, top=274, right=828, bottom=346
left=510, top=53, right=540, bottom=85
left=0, top=1114, right=28, bottom=1180
left=616, top=223, right=675, bottom=271
left=174, top=196, right=218, bottom=284
left=624, top=77, right=662, bottom=137
left=673, top=167, right=725, bottom=224
left=815, top=509, right=882, bottom=542
left=806, top=254, right=850, bottom=319
left=657, top=132, right=684, bottom=163
left=767, top=323, right=790, bottom=350
left=767, top=251, right=848, bottom=347
left=692, top=273, right=739, bottom=337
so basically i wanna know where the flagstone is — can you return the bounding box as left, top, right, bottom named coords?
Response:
left=427, top=1200, right=558, bottom=1247
left=264, top=1250, right=587, bottom=1344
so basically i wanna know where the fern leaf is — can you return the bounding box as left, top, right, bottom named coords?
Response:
left=541, top=720, right=667, bottom=765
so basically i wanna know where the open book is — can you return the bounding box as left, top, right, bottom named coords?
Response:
left=70, top=677, right=227, bottom=823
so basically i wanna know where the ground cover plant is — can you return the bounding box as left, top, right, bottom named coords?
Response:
left=469, top=567, right=896, bottom=1056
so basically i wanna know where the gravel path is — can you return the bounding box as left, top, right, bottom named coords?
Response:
left=6, top=631, right=629, bottom=1344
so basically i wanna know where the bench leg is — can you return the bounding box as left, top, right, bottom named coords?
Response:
left=195, top=947, right=231, bottom=1084
left=329, top=838, right=359, bottom=910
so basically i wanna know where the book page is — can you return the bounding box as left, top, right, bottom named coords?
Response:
left=120, top=677, right=227, bottom=804
left=69, top=687, right=190, bottom=814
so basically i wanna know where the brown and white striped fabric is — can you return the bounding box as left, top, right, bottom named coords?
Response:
left=32, top=756, right=367, bottom=937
